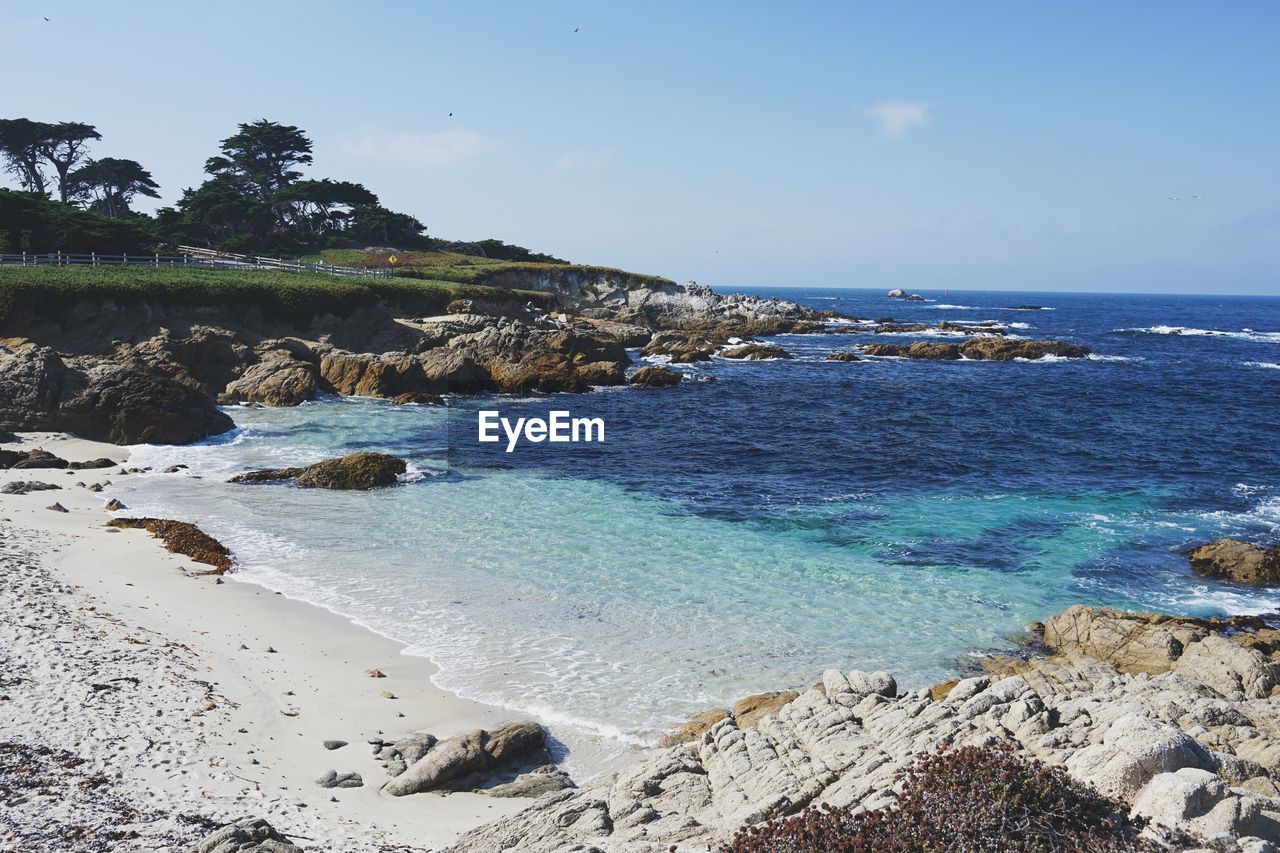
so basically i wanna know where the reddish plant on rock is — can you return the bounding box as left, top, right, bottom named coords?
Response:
left=724, top=744, right=1154, bottom=852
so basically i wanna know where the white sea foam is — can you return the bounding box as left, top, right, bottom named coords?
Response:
left=929, top=304, right=979, bottom=310
left=1118, top=326, right=1280, bottom=343
left=1244, top=361, right=1280, bottom=370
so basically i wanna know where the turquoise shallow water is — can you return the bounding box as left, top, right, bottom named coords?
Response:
left=112, top=288, right=1280, bottom=762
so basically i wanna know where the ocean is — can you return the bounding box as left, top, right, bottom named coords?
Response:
left=112, top=287, right=1280, bottom=771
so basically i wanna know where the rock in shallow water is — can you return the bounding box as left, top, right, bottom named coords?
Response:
left=1189, top=538, right=1280, bottom=586
left=228, top=451, right=407, bottom=490
left=628, top=366, right=682, bottom=388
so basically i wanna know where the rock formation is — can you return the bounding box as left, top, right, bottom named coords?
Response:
left=450, top=606, right=1280, bottom=851
left=629, top=366, right=683, bottom=388
left=1189, top=539, right=1280, bottom=586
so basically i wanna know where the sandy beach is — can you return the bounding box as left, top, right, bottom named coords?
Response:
left=0, top=432, right=536, bottom=851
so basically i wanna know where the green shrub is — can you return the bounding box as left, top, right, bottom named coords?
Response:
left=725, top=744, right=1154, bottom=852
left=0, top=266, right=551, bottom=329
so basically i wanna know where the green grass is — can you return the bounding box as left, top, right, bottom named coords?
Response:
left=316, top=248, right=676, bottom=290
left=0, top=265, right=552, bottom=328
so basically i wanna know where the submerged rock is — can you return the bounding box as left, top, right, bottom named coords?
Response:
left=861, top=339, right=1091, bottom=361
left=826, top=351, right=862, bottom=362
left=629, top=366, right=683, bottom=388
left=1189, top=539, right=1280, bottom=586
left=228, top=451, right=407, bottom=490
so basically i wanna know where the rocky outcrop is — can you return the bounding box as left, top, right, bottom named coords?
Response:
left=0, top=344, right=234, bottom=445
left=451, top=607, right=1280, bottom=851
left=229, top=452, right=406, bottom=490
left=628, top=366, right=683, bottom=388
left=826, top=351, right=861, bottom=362
left=641, top=332, right=718, bottom=363
left=1189, top=539, right=1280, bottom=586
left=220, top=341, right=320, bottom=407
left=382, top=722, right=549, bottom=797
left=719, top=344, right=793, bottom=360
left=186, top=817, right=302, bottom=853
left=860, top=339, right=1091, bottom=361
left=107, top=517, right=234, bottom=574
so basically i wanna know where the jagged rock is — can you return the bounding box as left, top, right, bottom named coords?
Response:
left=315, top=769, right=363, bottom=788
left=485, top=766, right=576, bottom=798
left=874, top=323, right=930, bottom=334
left=719, top=344, right=792, bottom=360
left=229, top=452, right=406, bottom=490
left=104, top=498, right=126, bottom=511
left=0, top=480, right=60, bottom=494
left=220, top=341, right=320, bottom=407
left=186, top=816, right=302, bottom=853
left=46, top=502, right=68, bottom=512
left=826, top=351, right=861, bottom=362
left=629, top=366, right=683, bottom=388
left=642, top=332, right=718, bottom=363
left=383, top=722, right=547, bottom=796
left=1189, top=539, right=1280, bottom=586
left=887, top=288, right=906, bottom=298
left=1042, top=605, right=1204, bottom=674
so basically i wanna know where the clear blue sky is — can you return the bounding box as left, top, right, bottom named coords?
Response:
left=3, top=1, right=1278, bottom=293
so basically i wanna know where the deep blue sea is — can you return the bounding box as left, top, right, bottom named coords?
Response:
left=114, top=287, right=1280, bottom=768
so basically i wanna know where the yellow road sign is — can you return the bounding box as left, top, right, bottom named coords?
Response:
left=388, top=255, right=398, bottom=264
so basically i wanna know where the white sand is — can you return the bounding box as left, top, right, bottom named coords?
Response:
left=0, top=432, right=535, bottom=851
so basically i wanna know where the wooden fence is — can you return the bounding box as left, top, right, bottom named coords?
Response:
left=0, top=246, right=388, bottom=278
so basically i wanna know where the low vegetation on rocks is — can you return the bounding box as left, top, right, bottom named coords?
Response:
left=106, top=517, right=234, bottom=574
left=725, top=744, right=1152, bottom=852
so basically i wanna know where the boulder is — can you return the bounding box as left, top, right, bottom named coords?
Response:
left=826, top=351, right=861, bottom=362
left=1066, top=714, right=1216, bottom=800
left=1131, top=768, right=1272, bottom=843
left=629, top=366, right=683, bottom=388
left=1, top=480, right=60, bottom=494
left=187, top=817, right=302, bottom=853
left=719, top=344, right=793, bottom=360
left=382, top=722, right=547, bottom=796
left=315, top=769, right=363, bottom=789
left=229, top=452, right=406, bottom=490
left=1189, top=539, right=1280, bottom=586
left=484, top=766, right=576, bottom=798
left=1042, top=605, right=1205, bottom=674
left=887, top=288, right=906, bottom=298
left=58, top=359, right=235, bottom=445
left=5, top=449, right=69, bottom=469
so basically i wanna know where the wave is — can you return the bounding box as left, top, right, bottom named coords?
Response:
left=928, top=304, right=979, bottom=310
left=998, top=306, right=1055, bottom=311
left=1117, top=326, right=1280, bottom=343
left=1244, top=361, right=1280, bottom=370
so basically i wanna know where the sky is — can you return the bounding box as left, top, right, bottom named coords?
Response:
left=2, top=1, right=1279, bottom=294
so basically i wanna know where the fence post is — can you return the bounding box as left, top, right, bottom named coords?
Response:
left=123, top=252, right=127, bottom=266
left=155, top=253, right=159, bottom=267
left=91, top=252, right=97, bottom=267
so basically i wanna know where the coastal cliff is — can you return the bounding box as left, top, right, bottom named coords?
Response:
left=0, top=265, right=832, bottom=445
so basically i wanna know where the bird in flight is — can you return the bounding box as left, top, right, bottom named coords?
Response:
left=574, top=27, right=579, bottom=32
left=1192, top=194, right=1201, bottom=199
left=1168, top=196, right=1179, bottom=201
left=43, top=16, right=50, bottom=21
left=448, top=112, right=453, bottom=117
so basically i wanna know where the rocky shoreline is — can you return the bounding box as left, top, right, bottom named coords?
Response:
left=450, top=604, right=1280, bottom=851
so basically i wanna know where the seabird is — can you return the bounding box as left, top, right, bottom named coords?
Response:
left=574, top=27, right=579, bottom=32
